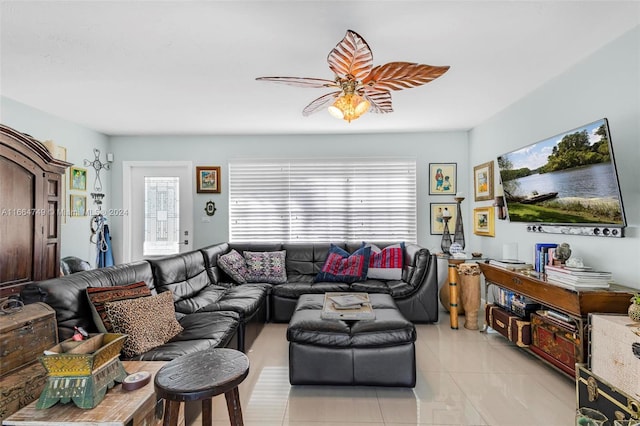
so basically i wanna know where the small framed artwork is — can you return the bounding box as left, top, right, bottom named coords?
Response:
left=196, top=166, right=221, bottom=194
left=428, top=163, right=457, bottom=195
left=69, top=167, right=87, bottom=191
left=473, top=206, right=495, bottom=237
left=473, top=161, right=494, bottom=201
left=70, top=194, right=87, bottom=217
left=430, top=202, right=457, bottom=235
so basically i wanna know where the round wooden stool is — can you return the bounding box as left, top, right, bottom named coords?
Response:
left=154, top=348, right=250, bottom=426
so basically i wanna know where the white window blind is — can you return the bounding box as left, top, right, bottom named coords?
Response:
left=229, top=159, right=416, bottom=243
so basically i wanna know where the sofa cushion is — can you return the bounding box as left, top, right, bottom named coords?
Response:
left=149, top=250, right=210, bottom=305
left=200, top=242, right=231, bottom=285
left=20, top=261, right=156, bottom=341
left=105, top=291, right=183, bottom=358
left=197, top=284, right=270, bottom=319
left=314, top=244, right=371, bottom=283
left=365, top=242, right=404, bottom=280
left=217, top=249, right=248, bottom=284
left=244, top=250, right=287, bottom=284
left=172, top=284, right=227, bottom=314
left=129, top=310, right=240, bottom=361
left=86, top=282, right=151, bottom=332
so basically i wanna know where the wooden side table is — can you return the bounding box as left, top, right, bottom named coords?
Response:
left=154, top=348, right=249, bottom=426
left=3, top=361, right=177, bottom=426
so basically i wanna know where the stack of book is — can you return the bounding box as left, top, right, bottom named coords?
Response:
left=488, top=259, right=533, bottom=271
left=545, top=265, right=612, bottom=289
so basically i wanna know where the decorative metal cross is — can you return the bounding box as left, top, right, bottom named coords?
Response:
left=84, top=148, right=111, bottom=191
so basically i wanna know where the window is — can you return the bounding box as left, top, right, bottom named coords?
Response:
left=229, top=159, right=416, bottom=243
left=144, top=176, right=180, bottom=256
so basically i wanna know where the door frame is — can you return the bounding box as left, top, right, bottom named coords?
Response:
left=122, top=161, right=193, bottom=262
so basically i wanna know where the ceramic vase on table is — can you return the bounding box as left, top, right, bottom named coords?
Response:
left=457, top=263, right=481, bottom=330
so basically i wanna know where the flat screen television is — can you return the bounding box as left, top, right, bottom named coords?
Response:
left=496, top=118, right=626, bottom=229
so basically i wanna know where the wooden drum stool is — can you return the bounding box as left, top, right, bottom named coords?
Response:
left=154, top=348, right=249, bottom=426
left=457, top=263, right=482, bottom=330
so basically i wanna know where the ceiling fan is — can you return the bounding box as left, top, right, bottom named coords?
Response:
left=256, top=30, right=450, bottom=122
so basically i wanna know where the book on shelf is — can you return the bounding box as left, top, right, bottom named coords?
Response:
left=534, top=243, right=557, bottom=273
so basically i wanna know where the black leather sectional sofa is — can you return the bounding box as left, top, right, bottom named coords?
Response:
left=22, top=241, right=438, bottom=362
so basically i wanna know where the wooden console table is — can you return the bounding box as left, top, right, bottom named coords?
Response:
left=478, top=262, right=633, bottom=376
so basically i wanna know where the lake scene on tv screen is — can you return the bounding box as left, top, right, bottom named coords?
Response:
left=497, top=118, right=625, bottom=226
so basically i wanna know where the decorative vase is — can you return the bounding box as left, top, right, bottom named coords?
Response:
left=629, top=302, right=640, bottom=322
left=453, top=195, right=465, bottom=249
left=458, top=263, right=481, bottom=330
left=441, top=216, right=452, bottom=254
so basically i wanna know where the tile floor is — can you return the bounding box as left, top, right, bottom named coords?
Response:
left=202, top=316, right=576, bottom=425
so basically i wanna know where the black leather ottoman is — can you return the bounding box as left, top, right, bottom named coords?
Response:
left=287, top=293, right=416, bottom=387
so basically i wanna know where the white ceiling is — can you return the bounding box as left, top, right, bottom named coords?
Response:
left=1, top=1, right=639, bottom=136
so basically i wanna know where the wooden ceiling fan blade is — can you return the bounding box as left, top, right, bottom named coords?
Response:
left=362, top=62, right=450, bottom=91
left=327, top=30, right=373, bottom=80
left=302, top=91, right=341, bottom=116
left=256, top=76, right=338, bottom=89
left=361, top=89, right=393, bottom=114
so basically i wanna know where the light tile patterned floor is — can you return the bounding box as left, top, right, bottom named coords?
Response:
left=196, top=317, right=575, bottom=425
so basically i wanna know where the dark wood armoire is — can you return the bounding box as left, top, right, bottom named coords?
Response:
left=0, top=124, right=71, bottom=297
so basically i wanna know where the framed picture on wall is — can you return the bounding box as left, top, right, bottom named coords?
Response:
left=69, top=166, right=87, bottom=191
left=70, top=194, right=87, bottom=217
left=196, top=166, right=221, bottom=193
left=473, top=161, right=494, bottom=201
left=430, top=202, right=457, bottom=235
left=428, top=163, right=457, bottom=195
left=473, top=206, right=495, bottom=237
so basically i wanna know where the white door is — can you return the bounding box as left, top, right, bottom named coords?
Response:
left=123, top=162, right=193, bottom=262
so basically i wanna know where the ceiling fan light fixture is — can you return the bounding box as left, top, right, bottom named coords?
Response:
left=327, top=93, right=370, bottom=122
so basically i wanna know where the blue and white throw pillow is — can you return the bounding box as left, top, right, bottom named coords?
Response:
left=314, top=244, right=371, bottom=283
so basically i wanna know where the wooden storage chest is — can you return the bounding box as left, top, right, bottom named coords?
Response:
left=0, top=302, right=58, bottom=377
left=485, top=304, right=531, bottom=347
left=530, top=312, right=580, bottom=376
left=0, top=302, right=57, bottom=421
left=589, top=313, right=640, bottom=400
left=576, top=364, right=640, bottom=424
left=0, top=362, right=48, bottom=421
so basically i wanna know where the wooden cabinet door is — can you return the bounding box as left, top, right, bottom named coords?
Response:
left=0, top=155, right=36, bottom=287
left=0, top=125, right=70, bottom=297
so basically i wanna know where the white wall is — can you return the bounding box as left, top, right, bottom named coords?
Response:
left=1, top=97, right=111, bottom=265
left=109, top=131, right=470, bottom=262
left=468, top=26, right=640, bottom=289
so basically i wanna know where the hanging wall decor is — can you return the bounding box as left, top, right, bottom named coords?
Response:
left=473, top=161, right=494, bottom=201
left=196, top=166, right=221, bottom=193
left=69, top=167, right=87, bottom=191
left=430, top=202, right=457, bottom=235
left=428, top=163, right=457, bottom=195
left=84, top=148, right=111, bottom=192
left=473, top=206, right=495, bottom=237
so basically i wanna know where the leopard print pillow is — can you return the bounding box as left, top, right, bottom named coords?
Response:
left=104, top=291, right=183, bottom=358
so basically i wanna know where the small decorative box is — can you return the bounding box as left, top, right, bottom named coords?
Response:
left=37, top=333, right=128, bottom=409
